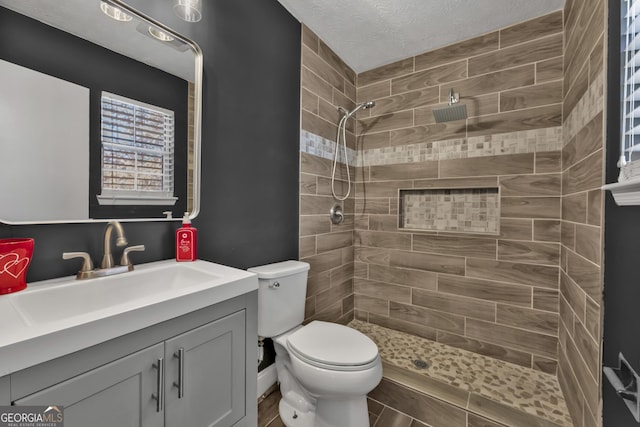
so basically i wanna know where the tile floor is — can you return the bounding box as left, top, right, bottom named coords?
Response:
left=257, top=320, right=574, bottom=427
left=349, top=320, right=573, bottom=426
left=258, top=388, right=430, bottom=427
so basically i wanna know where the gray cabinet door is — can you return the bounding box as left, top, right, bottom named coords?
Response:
left=0, top=376, right=9, bottom=405
left=164, top=310, right=245, bottom=427
left=15, top=343, right=164, bottom=427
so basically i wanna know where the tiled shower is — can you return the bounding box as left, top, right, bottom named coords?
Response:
left=297, top=1, right=604, bottom=426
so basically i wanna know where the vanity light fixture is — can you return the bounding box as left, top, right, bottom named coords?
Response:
left=173, top=0, right=202, bottom=22
left=148, top=26, right=175, bottom=42
left=99, top=2, right=132, bottom=22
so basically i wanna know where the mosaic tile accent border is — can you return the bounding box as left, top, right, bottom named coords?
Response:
left=300, top=126, right=562, bottom=167
left=400, top=188, right=500, bottom=234
left=349, top=320, right=573, bottom=427
left=362, top=127, right=562, bottom=166
left=300, top=130, right=356, bottom=165
left=563, top=72, right=604, bottom=144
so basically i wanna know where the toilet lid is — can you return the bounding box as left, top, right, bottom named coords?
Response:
left=287, top=321, right=379, bottom=367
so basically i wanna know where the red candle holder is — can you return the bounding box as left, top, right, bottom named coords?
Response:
left=0, top=238, right=34, bottom=295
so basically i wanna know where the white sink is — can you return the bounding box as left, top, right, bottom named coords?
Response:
left=0, top=298, right=28, bottom=328
left=0, top=259, right=258, bottom=377
left=12, top=262, right=221, bottom=324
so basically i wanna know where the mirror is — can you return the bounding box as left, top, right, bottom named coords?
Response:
left=0, top=0, right=202, bottom=224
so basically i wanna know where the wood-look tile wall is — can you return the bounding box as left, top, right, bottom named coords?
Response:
left=353, top=12, right=565, bottom=374
left=559, top=0, right=606, bottom=426
left=299, top=25, right=357, bottom=324
left=294, top=6, right=606, bottom=427
left=188, top=82, right=195, bottom=212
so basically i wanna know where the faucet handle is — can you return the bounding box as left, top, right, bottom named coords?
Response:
left=120, top=245, right=146, bottom=267
left=63, top=252, right=94, bottom=272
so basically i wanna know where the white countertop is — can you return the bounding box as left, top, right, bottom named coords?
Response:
left=0, top=259, right=258, bottom=377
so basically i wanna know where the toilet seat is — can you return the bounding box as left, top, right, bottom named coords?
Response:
left=286, top=321, right=379, bottom=372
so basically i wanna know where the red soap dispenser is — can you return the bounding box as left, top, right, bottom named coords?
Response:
left=176, top=212, right=197, bottom=262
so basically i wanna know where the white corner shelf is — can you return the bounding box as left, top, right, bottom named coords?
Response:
left=603, top=177, right=640, bottom=206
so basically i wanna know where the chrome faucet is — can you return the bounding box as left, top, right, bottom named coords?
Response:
left=101, top=221, right=128, bottom=269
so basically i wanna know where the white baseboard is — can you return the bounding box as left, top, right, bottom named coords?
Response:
left=257, top=364, right=277, bottom=399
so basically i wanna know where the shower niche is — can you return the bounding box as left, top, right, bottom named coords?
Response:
left=398, top=187, right=500, bottom=235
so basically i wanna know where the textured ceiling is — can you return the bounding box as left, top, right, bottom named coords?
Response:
left=276, top=0, right=565, bottom=73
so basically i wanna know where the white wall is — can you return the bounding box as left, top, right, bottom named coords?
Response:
left=0, top=59, right=89, bottom=222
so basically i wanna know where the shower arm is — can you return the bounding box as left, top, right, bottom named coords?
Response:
left=447, top=89, right=460, bottom=105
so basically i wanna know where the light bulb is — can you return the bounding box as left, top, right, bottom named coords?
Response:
left=100, top=2, right=132, bottom=22
left=173, top=0, right=201, bottom=23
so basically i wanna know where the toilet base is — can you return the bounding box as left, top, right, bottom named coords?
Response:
left=279, top=395, right=369, bottom=427
left=314, top=396, right=369, bottom=427
left=279, top=398, right=315, bottom=427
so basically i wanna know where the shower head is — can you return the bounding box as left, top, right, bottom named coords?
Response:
left=433, top=104, right=467, bottom=123
left=433, top=89, right=468, bottom=123
left=343, top=100, right=376, bottom=119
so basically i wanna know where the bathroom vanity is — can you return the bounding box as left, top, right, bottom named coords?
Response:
left=0, top=260, right=258, bottom=427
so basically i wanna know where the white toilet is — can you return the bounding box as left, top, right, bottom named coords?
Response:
left=249, top=260, right=382, bottom=427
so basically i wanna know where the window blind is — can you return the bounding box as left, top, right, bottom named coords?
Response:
left=99, top=92, right=176, bottom=204
left=622, top=0, right=640, bottom=179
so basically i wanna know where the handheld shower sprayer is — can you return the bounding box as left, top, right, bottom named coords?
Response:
left=331, top=101, right=376, bottom=201
left=342, top=100, right=375, bottom=119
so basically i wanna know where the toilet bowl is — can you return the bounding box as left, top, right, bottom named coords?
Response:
left=272, top=321, right=382, bottom=427
left=249, top=261, right=383, bottom=427
left=282, top=321, right=382, bottom=397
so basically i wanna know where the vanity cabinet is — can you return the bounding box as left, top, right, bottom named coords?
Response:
left=15, top=344, right=165, bottom=427
left=164, top=310, right=245, bottom=427
left=9, top=292, right=257, bottom=427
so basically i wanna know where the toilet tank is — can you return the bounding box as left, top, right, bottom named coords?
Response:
left=248, top=260, right=310, bottom=338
